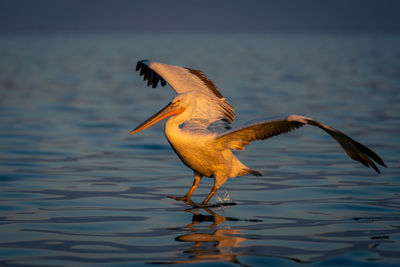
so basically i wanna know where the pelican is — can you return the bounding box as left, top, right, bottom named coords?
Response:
left=130, top=60, right=386, bottom=206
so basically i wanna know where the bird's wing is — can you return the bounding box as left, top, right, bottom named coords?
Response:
left=136, top=60, right=235, bottom=126
left=215, top=114, right=386, bottom=173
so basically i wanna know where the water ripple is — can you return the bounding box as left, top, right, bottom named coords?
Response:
left=1, top=33, right=399, bottom=266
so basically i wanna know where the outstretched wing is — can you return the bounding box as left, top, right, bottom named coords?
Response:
left=135, top=60, right=235, bottom=126
left=215, top=114, right=386, bottom=173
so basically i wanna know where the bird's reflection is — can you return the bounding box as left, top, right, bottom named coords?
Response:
left=169, top=207, right=260, bottom=265
left=155, top=207, right=392, bottom=265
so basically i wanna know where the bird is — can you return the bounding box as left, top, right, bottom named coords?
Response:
left=130, top=60, right=386, bottom=206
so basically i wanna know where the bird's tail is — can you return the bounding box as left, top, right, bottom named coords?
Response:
left=237, top=168, right=263, bottom=177
left=246, top=169, right=263, bottom=176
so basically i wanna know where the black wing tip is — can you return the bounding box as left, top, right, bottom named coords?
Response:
left=354, top=141, right=387, bottom=173
left=135, top=60, right=166, bottom=88
left=136, top=60, right=149, bottom=71
left=369, top=161, right=380, bottom=174
left=371, top=159, right=387, bottom=174
left=300, top=116, right=387, bottom=174
left=362, top=158, right=387, bottom=174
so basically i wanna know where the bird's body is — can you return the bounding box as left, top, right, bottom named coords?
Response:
left=130, top=60, right=386, bottom=206
left=165, top=114, right=249, bottom=180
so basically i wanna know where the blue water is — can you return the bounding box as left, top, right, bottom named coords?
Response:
left=1, top=33, right=400, bottom=266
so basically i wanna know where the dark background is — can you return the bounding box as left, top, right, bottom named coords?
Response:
left=1, top=0, right=400, bottom=34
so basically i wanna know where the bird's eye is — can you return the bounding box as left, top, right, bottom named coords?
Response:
left=175, top=99, right=182, bottom=104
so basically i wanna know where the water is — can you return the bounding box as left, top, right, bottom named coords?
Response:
left=1, top=33, right=399, bottom=266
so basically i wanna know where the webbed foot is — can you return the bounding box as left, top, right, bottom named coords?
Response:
left=167, top=195, right=193, bottom=205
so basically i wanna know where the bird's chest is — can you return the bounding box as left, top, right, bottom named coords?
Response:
left=165, top=126, right=223, bottom=177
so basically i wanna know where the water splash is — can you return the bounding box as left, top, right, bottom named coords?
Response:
left=216, top=190, right=232, bottom=205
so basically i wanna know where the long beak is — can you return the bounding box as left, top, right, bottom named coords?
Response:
left=130, top=102, right=185, bottom=135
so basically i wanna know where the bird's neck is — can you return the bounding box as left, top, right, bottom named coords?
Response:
left=165, top=113, right=186, bottom=131
left=164, top=102, right=195, bottom=141
left=164, top=114, right=187, bottom=146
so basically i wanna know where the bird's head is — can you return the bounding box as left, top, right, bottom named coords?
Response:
left=130, top=94, right=189, bottom=135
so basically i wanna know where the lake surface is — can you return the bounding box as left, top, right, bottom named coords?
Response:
left=0, top=33, right=399, bottom=266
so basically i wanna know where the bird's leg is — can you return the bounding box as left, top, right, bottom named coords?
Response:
left=201, top=186, right=218, bottom=205
left=200, top=175, right=228, bottom=206
left=167, top=172, right=202, bottom=204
